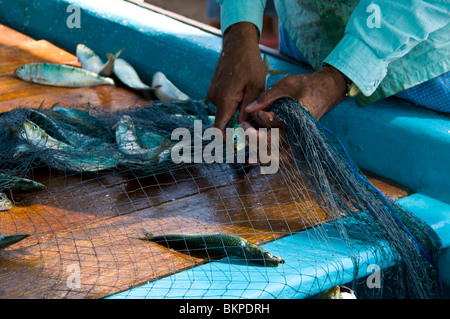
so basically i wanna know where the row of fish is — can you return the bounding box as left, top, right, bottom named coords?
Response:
left=12, top=105, right=175, bottom=173
left=14, top=43, right=190, bottom=102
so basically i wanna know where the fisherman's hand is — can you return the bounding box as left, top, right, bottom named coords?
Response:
left=207, top=22, right=266, bottom=137
left=244, top=65, right=348, bottom=127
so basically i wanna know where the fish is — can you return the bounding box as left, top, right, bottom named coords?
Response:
left=115, top=115, right=170, bottom=161
left=19, top=119, right=72, bottom=151
left=0, top=233, right=32, bottom=250
left=76, top=43, right=105, bottom=74
left=151, top=71, right=190, bottom=101
left=113, top=58, right=151, bottom=90
left=0, top=192, right=13, bottom=211
left=14, top=63, right=115, bottom=87
left=26, top=107, right=77, bottom=146
left=48, top=105, right=110, bottom=140
left=19, top=119, right=119, bottom=172
left=77, top=44, right=123, bottom=76
left=319, top=286, right=357, bottom=299
left=99, top=49, right=124, bottom=77
left=135, top=231, right=285, bottom=267
left=0, top=173, right=45, bottom=193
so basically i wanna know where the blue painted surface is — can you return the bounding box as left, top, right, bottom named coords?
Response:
left=1, top=0, right=450, bottom=299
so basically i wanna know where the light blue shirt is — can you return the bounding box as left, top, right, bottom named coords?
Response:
left=216, top=0, right=450, bottom=106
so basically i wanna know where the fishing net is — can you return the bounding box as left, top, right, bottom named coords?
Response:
left=0, top=96, right=442, bottom=299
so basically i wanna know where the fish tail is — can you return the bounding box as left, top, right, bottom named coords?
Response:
left=160, top=138, right=171, bottom=148
left=106, top=47, right=124, bottom=62
left=262, top=54, right=288, bottom=77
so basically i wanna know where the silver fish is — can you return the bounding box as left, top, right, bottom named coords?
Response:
left=113, top=58, right=151, bottom=90
left=76, top=43, right=105, bottom=74
left=19, top=119, right=72, bottom=150
left=0, top=192, right=13, bottom=211
left=319, top=286, right=357, bottom=299
left=151, top=71, right=190, bottom=101
left=115, top=115, right=169, bottom=161
left=14, top=63, right=115, bottom=87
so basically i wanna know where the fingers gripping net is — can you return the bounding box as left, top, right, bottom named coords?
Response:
left=0, top=98, right=442, bottom=299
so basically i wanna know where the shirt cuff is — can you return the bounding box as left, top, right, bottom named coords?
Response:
left=324, top=33, right=388, bottom=96
left=220, top=0, right=265, bottom=36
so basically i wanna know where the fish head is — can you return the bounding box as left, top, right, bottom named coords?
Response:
left=0, top=193, right=13, bottom=211
left=260, top=250, right=285, bottom=266
left=320, top=286, right=341, bottom=299
left=320, top=286, right=357, bottom=299
left=14, top=64, right=37, bottom=81
left=76, top=44, right=96, bottom=59
left=20, top=120, right=49, bottom=147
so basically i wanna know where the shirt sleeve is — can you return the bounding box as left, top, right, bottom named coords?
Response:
left=216, top=0, right=267, bottom=36
left=324, top=0, right=450, bottom=96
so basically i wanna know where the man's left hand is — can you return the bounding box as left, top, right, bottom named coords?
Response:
left=243, top=65, right=348, bottom=128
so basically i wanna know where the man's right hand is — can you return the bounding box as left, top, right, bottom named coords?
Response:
left=207, top=22, right=267, bottom=137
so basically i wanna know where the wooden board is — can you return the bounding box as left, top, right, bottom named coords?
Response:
left=0, top=25, right=412, bottom=299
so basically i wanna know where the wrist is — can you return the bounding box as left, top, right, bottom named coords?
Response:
left=320, top=64, right=349, bottom=98
left=223, top=22, right=259, bottom=46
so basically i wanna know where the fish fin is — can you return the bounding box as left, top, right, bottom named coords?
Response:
left=267, top=69, right=288, bottom=76
left=106, top=47, right=124, bottom=62
left=263, top=54, right=288, bottom=77
left=114, top=47, right=124, bottom=58
left=160, top=138, right=171, bottom=148
left=106, top=53, right=115, bottom=62
left=38, top=99, right=45, bottom=110
left=149, top=84, right=162, bottom=91
left=49, top=102, right=61, bottom=110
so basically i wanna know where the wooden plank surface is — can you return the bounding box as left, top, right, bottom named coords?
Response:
left=0, top=25, right=412, bottom=299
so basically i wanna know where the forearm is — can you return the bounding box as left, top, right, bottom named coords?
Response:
left=325, top=0, right=450, bottom=96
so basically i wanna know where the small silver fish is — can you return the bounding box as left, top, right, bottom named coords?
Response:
left=19, top=119, right=72, bottom=150
left=113, top=58, right=151, bottom=90
left=151, top=71, right=190, bottom=101
left=0, top=192, right=13, bottom=211
left=136, top=232, right=285, bottom=267
left=115, top=115, right=169, bottom=162
left=14, top=63, right=115, bottom=87
left=319, top=286, right=357, bottom=299
left=76, top=44, right=105, bottom=74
